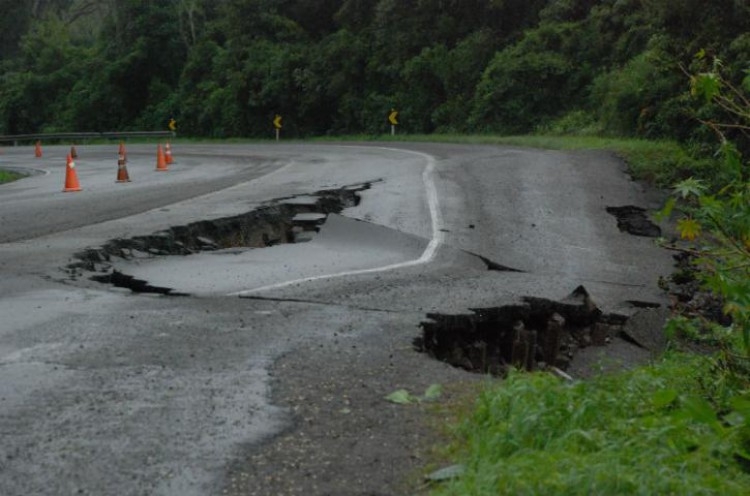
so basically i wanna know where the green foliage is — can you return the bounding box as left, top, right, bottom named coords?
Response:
left=0, top=0, right=749, bottom=139
left=0, top=0, right=30, bottom=59
left=691, top=71, right=722, bottom=103
left=664, top=59, right=750, bottom=356
left=669, top=171, right=750, bottom=352
left=0, top=168, right=22, bottom=184
left=396, top=30, right=499, bottom=134
left=470, top=22, right=584, bottom=134
left=611, top=139, right=707, bottom=186
left=385, top=384, right=443, bottom=405
left=539, top=110, right=603, bottom=136
left=664, top=316, right=734, bottom=347
left=431, top=359, right=750, bottom=495
left=590, top=48, right=683, bottom=138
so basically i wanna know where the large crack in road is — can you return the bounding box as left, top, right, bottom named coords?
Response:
left=65, top=180, right=520, bottom=297
left=415, top=285, right=666, bottom=377
left=65, top=182, right=376, bottom=294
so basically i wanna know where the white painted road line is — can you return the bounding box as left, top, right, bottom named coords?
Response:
left=231, top=147, right=443, bottom=296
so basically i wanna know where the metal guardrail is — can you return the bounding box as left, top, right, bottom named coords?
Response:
left=0, top=131, right=174, bottom=145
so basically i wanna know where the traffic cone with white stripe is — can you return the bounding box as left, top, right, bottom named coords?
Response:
left=164, top=141, right=173, bottom=165
left=116, top=142, right=130, bottom=183
left=35, top=141, right=42, bottom=158
left=63, top=154, right=82, bottom=192
left=155, top=144, right=168, bottom=171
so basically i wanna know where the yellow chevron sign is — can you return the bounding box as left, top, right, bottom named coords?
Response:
left=388, top=109, right=399, bottom=125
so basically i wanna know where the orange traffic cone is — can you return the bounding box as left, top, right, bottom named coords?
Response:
left=155, top=143, right=168, bottom=171
left=70, top=145, right=78, bottom=159
left=35, top=141, right=43, bottom=158
left=116, top=142, right=130, bottom=183
left=63, top=154, right=82, bottom=192
left=164, top=141, right=173, bottom=165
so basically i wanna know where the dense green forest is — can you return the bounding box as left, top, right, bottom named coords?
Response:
left=1, top=0, right=749, bottom=143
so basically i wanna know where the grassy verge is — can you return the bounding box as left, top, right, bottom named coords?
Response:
left=430, top=353, right=750, bottom=495
left=0, top=169, right=22, bottom=184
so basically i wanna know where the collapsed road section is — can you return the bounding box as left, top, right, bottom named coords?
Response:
left=65, top=182, right=376, bottom=294
left=416, top=286, right=665, bottom=376
left=64, top=175, right=522, bottom=296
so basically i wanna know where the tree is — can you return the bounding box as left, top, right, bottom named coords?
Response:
left=0, top=0, right=32, bottom=59
left=469, top=22, right=582, bottom=133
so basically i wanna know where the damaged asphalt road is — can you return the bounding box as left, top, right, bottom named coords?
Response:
left=0, top=142, right=674, bottom=495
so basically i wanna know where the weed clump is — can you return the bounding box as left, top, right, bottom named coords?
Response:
left=432, top=354, right=750, bottom=495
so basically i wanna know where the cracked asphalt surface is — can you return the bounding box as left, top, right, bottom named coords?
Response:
left=0, top=142, right=673, bottom=495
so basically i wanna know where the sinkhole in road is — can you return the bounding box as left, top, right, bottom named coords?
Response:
left=66, top=182, right=377, bottom=294
left=415, top=286, right=658, bottom=376
left=606, top=205, right=661, bottom=237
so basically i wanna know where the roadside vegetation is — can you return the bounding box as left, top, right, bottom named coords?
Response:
left=431, top=353, right=750, bottom=495
left=0, top=169, right=22, bottom=184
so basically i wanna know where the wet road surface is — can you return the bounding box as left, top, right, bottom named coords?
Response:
left=0, top=142, right=672, bottom=495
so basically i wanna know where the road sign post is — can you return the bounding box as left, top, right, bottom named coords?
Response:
left=388, top=109, right=399, bottom=136
left=273, top=115, right=282, bottom=141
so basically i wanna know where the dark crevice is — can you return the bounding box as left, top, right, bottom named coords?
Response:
left=65, top=177, right=520, bottom=296
left=90, top=270, right=189, bottom=296
left=606, top=205, right=661, bottom=237
left=475, top=254, right=524, bottom=272
left=415, top=286, right=632, bottom=376
left=66, top=182, right=376, bottom=295
left=626, top=300, right=662, bottom=309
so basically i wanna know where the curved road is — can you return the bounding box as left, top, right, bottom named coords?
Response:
left=0, top=142, right=672, bottom=495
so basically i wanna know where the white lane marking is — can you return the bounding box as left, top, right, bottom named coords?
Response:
left=231, top=147, right=443, bottom=296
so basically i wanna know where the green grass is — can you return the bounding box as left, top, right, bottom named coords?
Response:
left=0, top=169, right=22, bottom=184
left=431, top=354, right=750, bottom=495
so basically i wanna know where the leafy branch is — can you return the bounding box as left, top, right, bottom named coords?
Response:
left=667, top=52, right=750, bottom=354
